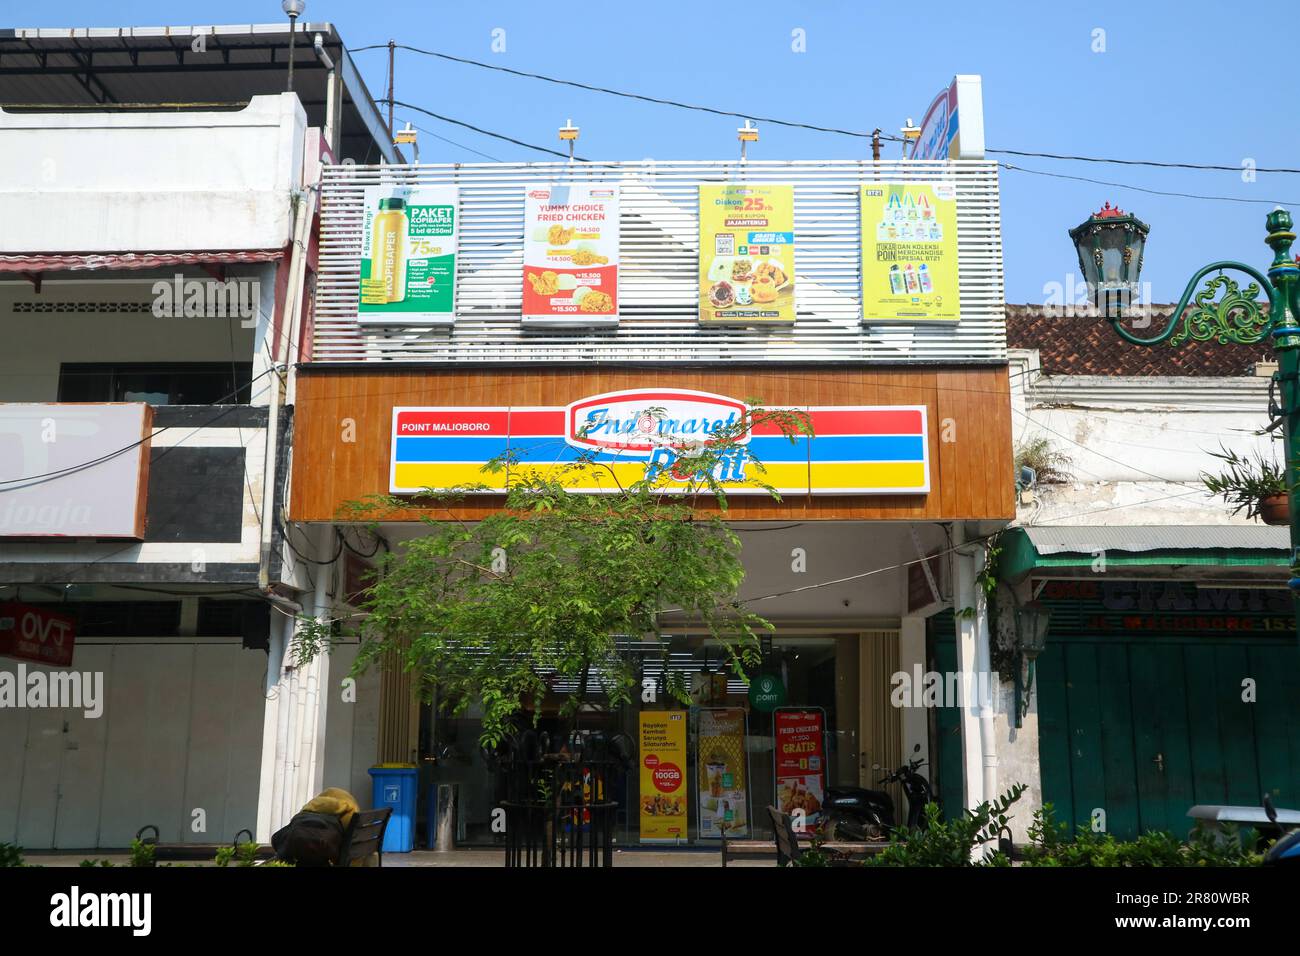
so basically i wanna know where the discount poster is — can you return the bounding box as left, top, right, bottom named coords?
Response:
left=523, top=183, right=619, bottom=326
left=774, top=707, right=827, bottom=826
left=698, top=183, right=796, bottom=324
left=638, top=710, right=687, bottom=843
left=697, top=708, right=750, bottom=839
left=358, top=185, right=458, bottom=325
left=860, top=182, right=960, bottom=322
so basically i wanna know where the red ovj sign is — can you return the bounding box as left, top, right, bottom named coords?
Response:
left=0, top=602, right=77, bottom=667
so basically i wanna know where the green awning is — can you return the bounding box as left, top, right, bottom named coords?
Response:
left=998, top=525, right=1289, bottom=581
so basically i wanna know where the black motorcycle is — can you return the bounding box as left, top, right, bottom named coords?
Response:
left=820, top=744, right=934, bottom=841
left=1264, top=794, right=1300, bottom=865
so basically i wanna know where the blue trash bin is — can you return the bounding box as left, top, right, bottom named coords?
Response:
left=369, top=765, right=418, bottom=853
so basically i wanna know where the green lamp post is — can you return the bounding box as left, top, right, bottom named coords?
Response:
left=1070, top=204, right=1300, bottom=647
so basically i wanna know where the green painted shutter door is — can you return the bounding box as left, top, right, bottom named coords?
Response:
left=1249, top=644, right=1300, bottom=805
left=1097, top=643, right=1140, bottom=840
left=1063, top=643, right=1108, bottom=835
left=1183, top=644, right=1229, bottom=805
left=933, top=634, right=963, bottom=817
left=1213, top=644, right=1262, bottom=807
left=1035, top=641, right=1074, bottom=828
left=1128, top=643, right=1194, bottom=836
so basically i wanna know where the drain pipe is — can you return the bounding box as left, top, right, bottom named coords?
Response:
left=313, top=34, right=340, bottom=157
left=970, top=546, right=999, bottom=806
left=258, top=185, right=315, bottom=590
left=954, top=530, right=999, bottom=813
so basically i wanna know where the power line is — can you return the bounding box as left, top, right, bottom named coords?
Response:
left=387, top=100, right=583, bottom=161
left=1014, top=407, right=1188, bottom=484
left=360, top=44, right=890, bottom=141
left=0, top=366, right=279, bottom=492
left=396, top=116, right=504, bottom=162
left=357, top=43, right=1300, bottom=181
left=1000, top=161, right=1300, bottom=207
left=991, top=147, right=1300, bottom=176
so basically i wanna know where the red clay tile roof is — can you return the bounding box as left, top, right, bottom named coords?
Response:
left=1005, top=304, right=1272, bottom=376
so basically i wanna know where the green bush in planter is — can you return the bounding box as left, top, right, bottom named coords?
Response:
left=1020, top=802, right=1263, bottom=867
left=0, top=842, right=27, bottom=867
left=862, top=784, right=1027, bottom=867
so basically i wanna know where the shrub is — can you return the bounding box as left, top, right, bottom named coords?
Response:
left=128, top=838, right=156, bottom=868
left=1020, top=803, right=1263, bottom=867
left=215, top=841, right=262, bottom=867
left=863, top=784, right=1027, bottom=867
left=0, top=843, right=26, bottom=868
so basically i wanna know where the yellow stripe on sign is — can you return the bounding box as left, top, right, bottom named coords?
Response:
left=393, top=463, right=508, bottom=490
left=810, top=461, right=927, bottom=490
left=394, top=461, right=925, bottom=494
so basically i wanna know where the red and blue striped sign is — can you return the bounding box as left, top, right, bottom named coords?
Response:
left=390, top=388, right=928, bottom=495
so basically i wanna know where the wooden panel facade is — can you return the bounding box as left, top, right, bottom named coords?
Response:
left=289, top=366, right=1014, bottom=522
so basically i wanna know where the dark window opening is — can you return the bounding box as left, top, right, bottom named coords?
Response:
left=58, top=363, right=253, bottom=405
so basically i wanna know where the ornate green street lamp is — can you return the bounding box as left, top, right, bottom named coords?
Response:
left=1070, top=205, right=1300, bottom=647
left=1069, top=202, right=1150, bottom=316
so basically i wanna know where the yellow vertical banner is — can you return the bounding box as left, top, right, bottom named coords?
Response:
left=638, top=710, right=688, bottom=843
left=699, top=183, right=796, bottom=324
left=860, top=182, right=960, bottom=322
left=697, top=707, right=750, bottom=839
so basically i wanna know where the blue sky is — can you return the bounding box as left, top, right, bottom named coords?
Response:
left=20, top=0, right=1300, bottom=303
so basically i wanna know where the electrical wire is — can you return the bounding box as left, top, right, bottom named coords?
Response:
left=395, top=117, right=504, bottom=162
left=387, top=100, right=584, bottom=161
left=999, top=161, right=1300, bottom=207
left=356, top=42, right=1300, bottom=182
left=357, top=44, right=890, bottom=141
left=1013, top=406, right=1185, bottom=483
left=0, top=365, right=278, bottom=492
left=991, top=148, right=1300, bottom=176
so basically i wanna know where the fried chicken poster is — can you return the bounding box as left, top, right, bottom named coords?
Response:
left=774, top=708, right=827, bottom=826
left=523, top=184, right=619, bottom=326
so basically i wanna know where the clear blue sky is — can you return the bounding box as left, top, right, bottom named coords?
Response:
left=20, top=0, right=1300, bottom=303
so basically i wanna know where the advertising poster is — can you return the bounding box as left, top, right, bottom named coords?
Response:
left=860, top=182, right=960, bottom=322
left=774, top=708, right=827, bottom=826
left=696, top=708, right=750, bottom=839
left=698, top=183, right=796, bottom=324
left=358, top=185, right=458, bottom=325
left=523, top=184, right=619, bottom=325
left=638, top=710, right=687, bottom=843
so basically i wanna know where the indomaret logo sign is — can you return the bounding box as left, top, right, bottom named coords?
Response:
left=390, top=387, right=929, bottom=496
left=565, top=389, right=748, bottom=455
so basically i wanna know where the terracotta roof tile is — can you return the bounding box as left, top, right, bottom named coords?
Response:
left=1005, top=304, right=1272, bottom=377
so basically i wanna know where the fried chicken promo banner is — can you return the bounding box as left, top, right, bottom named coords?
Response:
left=522, top=183, right=619, bottom=326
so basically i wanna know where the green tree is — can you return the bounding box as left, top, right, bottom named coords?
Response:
left=296, top=401, right=812, bottom=748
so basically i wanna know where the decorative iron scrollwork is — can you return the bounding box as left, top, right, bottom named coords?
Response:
left=1170, top=273, right=1269, bottom=345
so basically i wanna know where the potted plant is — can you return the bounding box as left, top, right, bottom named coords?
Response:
left=1200, top=445, right=1290, bottom=525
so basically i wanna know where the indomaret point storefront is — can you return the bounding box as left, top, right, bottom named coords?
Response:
left=283, top=130, right=1019, bottom=847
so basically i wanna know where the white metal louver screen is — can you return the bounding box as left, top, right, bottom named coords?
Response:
left=313, top=159, right=1006, bottom=364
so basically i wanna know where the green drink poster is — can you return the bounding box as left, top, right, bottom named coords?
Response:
left=358, top=185, right=459, bottom=325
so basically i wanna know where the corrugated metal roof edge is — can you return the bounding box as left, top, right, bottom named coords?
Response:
left=999, top=526, right=1288, bottom=581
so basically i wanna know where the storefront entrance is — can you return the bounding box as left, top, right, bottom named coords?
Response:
left=422, top=632, right=902, bottom=847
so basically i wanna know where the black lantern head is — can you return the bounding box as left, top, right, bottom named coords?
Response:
left=1069, top=202, right=1150, bottom=318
